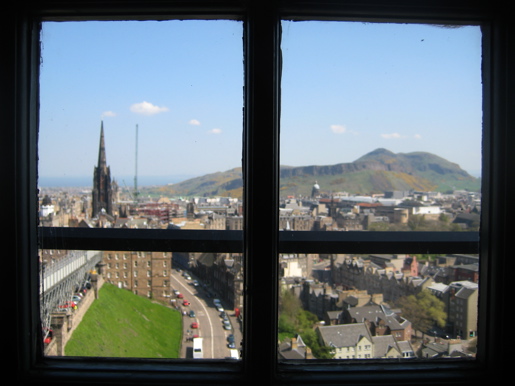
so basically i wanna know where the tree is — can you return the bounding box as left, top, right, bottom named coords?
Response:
left=278, top=289, right=334, bottom=359
left=407, top=214, right=428, bottom=230
left=395, top=290, right=447, bottom=335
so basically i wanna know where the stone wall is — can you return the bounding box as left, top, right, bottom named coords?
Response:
left=44, top=273, right=104, bottom=356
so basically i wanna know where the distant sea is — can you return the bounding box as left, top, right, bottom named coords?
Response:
left=38, top=175, right=196, bottom=188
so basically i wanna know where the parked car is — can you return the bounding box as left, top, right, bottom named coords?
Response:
left=223, top=320, right=232, bottom=330
left=58, top=301, right=77, bottom=309
left=183, top=300, right=190, bottom=306
left=177, top=293, right=184, bottom=299
left=226, top=334, right=235, bottom=343
left=191, top=322, right=199, bottom=329
left=227, top=342, right=236, bottom=349
left=189, top=310, right=196, bottom=318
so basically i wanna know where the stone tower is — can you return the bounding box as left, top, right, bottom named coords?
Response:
left=92, top=122, right=113, bottom=217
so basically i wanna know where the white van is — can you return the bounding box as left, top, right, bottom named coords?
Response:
left=229, top=349, right=239, bottom=360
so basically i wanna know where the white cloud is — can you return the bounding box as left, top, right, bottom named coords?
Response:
left=130, top=101, right=169, bottom=116
left=381, top=132, right=404, bottom=139
left=189, top=119, right=201, bottom=126
left=209, top=128, right=222, bottom=134
left=101, top=111, right=116, bottom=118
left=330, top=124, right=347, bottom=134
left=414, top=134, right=422, bottom=139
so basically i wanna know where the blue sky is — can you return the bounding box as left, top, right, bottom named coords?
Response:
left=39, top=20, right=482, bottom=186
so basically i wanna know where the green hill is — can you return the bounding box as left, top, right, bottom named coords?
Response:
left=140, top=149, right=480, bottom=198
left=65, top=283, right=182, bottom=358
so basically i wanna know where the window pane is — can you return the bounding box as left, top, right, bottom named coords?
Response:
left=280, top=21, right=482, bottom=233
left=38, top=18, right=244, bottom=226
left=38, top=20, right=243, bottom=359
left=278, top=21, right=481, bottom=361
left=40, top=249, right=243, bottom=359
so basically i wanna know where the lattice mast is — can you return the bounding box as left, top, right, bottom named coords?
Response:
left=133, top=124, right=140, bottom=204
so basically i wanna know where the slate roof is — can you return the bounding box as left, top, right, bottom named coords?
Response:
left=372, top=335, right=399, bottom=357
left=278, top=335, right=311, bottom=360
left=317, top=323, right=372, bottom=348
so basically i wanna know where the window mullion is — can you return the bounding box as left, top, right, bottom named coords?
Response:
left=243, top=4, right=281, bottom=383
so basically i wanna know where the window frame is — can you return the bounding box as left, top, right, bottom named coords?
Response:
left=8, top=1, right=512, bottom=385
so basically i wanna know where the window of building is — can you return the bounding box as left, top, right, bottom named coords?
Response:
left=9, top=1, right=512, bottom=385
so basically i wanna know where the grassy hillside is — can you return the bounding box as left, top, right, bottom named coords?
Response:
left=140, top=149, right=480, bottom=198
left=65, top=283, right=182, bottom=358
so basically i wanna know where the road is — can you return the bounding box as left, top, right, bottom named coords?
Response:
left=170, top=269, right=242, bottom=359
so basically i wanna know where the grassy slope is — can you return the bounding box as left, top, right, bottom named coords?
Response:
left=65, top=283, right=182, bottom=358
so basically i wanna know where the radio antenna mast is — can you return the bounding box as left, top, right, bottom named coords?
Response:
left=134, top=124, right=139, bottom=203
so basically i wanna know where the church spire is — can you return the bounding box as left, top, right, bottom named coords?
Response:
left=98, top=121, right=107, bottom=169
left=92, top=121, right=113, bottom=218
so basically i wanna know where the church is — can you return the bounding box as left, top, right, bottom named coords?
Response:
left=92, top=121, right=115, bottom=218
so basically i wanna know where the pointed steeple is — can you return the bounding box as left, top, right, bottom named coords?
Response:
left=98, top=121, right=107, bottom=169
left=92, top=121, right=113, bottom=217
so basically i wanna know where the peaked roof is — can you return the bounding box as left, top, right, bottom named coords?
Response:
left=317, top=323, right=372, bottom=348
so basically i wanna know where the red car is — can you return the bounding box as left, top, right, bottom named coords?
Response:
left=183, top=300, right=190, bottom=306
left=177, top=293, right=184, bottom=299
left=58, top=301, right=77, bottom=309
left=191, top=322, right=198, bottom=329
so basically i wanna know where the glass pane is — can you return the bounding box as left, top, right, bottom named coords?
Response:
left=280, top=21, right=482, bottom=232
left=278, top=21, right=481, bottom=361
left=38, top=20, right=243, bottom=359
left=40, top=249, right=242, bottom=359
left=278, top=251, right=478, bottom=361
left=39, top=19, right=243, bottom=220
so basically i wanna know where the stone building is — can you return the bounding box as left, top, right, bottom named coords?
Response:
left=331, top=255, right=433, bottom=303
left=103, top=250, right=173, bottom=303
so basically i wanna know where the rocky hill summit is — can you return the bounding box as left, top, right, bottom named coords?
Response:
left=142, top=149, right=480, bottom=198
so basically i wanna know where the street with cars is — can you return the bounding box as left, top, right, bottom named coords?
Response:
left=170, top=268, right=242, bottom=359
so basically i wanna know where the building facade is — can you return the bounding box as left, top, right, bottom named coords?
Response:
left=103, top=251, right=173, bottom=303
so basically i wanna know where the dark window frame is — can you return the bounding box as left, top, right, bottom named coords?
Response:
left=8, top=1, right=512, bottom=385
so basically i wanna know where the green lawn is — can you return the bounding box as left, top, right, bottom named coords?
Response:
left=65, top=283, right=183, bottom=358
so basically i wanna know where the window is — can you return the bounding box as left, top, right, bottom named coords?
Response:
left=8, top=1, right=512, bottom=386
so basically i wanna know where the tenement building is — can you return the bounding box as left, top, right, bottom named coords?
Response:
left=103, top=251, right=173, bottom=302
